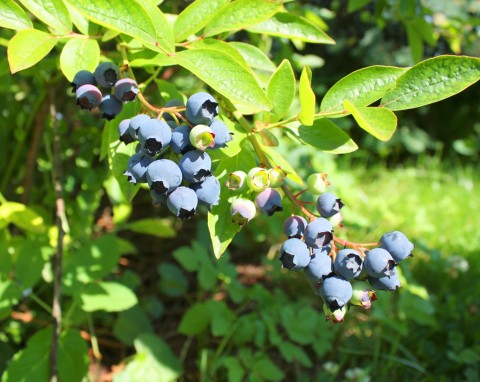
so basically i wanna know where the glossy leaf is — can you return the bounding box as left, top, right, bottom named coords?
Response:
left=343, top=100, right=397, bottom=141
left=204, top=0, right=282, bottom=37
left=17, top=0, right=71, bottom=33
left=2, top=328, right=88, bottom=382
left=0, top=0, right=33, bottom=30
left=173, top=0, right=230, bottom=42
left=247, top=12, right=335, bottom=44
left=267, top=59, right=295, bottom=121
left=381, top=55, right=480, bottom=110
left=173, top=48, right=271, bottom=114
left=297, top=119, right=358, bottom=154
left=78, top=281, right=138, bottom=312
left=60, top=38, right=100, bottom=82
left=64, top=0, right=174, bottom=53
left=191, top=39, right=247, bottom=68
left=229, top=42, right=276, bottom=72
left=7, top=29, right=57, bottom=74
left=299, top=66, right=315, bottom=126
left=208, top=148, right=257, bottom=258
left=320, top=65, right=407, bottom=115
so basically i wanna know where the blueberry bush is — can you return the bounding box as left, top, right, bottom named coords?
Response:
left=1, top=0, right=479, bottom=381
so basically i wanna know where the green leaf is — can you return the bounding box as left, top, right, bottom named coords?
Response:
left=405, top=22, right=423, bottom=64
left=113, top=306, right=154, bottom=345
left=157, top=263, right=188, bottom=297
left=0, top=201, right=46, bottom=233
left=278, top=341, right=312, bottom=367
left=190, top=39, right=248, bottom=68
left=63, top=234, right=121, bottom=291
left=222, top=357, right=245, bottom=382
left=247, top=12, right=335, bottom=44
left=17, top=0, right=71, bottom=33
left=14, top=240, right=46, bottom=289
left=320, top=65, right=407, bottom=116
left=297, top=119, right=358, bottom=154
left=2, top=328, right=88, bottom=382
left=343, top=100, right=397, bottom=141
left=124, top=218, right=176, bottom=238
left=381, top=55, right=480, bottom=110
left=7, top=29, right=57, bottom=74
left=78, top=281, right=138, bottom=312
left=113, top=334, right=182, bottom=382
left=129, top=51, right=172, bottom=68
left=178, top=302, right=212, bottom=335
left=266, top=59, right=295, bottom=121
left=60, top=38, right=100, bottom=82
left=208, top=147, right=257, bottom=258
left=299, top=66, right=315, bottom=126
left=229, top=42, right=276, bottom=72
left=252, top=354, right=285, bottom=382
left=347, top=0, right=372, bottom=13
left=0, top=276, right=21, bottom=320
left=204, top=0, right=282, bottom=37
left=0, top=0, right=33, bottom=30
left=173, top=0, right=230, bottom=42
left=173, top=48, right=271, bottom=114
left=210, top=301, right=234, bottom=337
left=64, top=0, right=174, bottom=53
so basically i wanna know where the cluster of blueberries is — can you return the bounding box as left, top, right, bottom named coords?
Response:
left=71, top=62, right=138, bottom=120
left=71, top=64, right=234, bottom=219
left=118, top=92, right=233, bottom=219
left=278, top=183, right=414, bottom=322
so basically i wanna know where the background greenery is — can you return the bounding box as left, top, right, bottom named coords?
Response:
left=1, top=0, right=479, bottom=381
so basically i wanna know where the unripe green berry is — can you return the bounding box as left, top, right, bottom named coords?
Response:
left=268, top=166, right=287, bottom=188
left=307, top=173, right=329, bottom=194
left=226, top=171, right=247, bottom=191
left=189, top=124, right=215, bottom=150
left=246, top=167, right=269, bottom=192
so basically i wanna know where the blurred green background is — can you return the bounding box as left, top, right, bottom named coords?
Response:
left=1, top=0, right=479, bottom=381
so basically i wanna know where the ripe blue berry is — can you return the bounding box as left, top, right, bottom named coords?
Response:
left=368, top=267, right=401, bottom=291
left=230, top=198, right=256, bottom=226
left=334, top=249, right=363, bottom=280
left=209, top=119, right=232, bottom=149
left=379, top=231, right=414, bottom=263
left=283, top=215, right=308, bottom=239
left=255, top=188, right=283, bottom=216
left=146, top=159, right=182, bottom=194
left=124, top=153, right=153, bottom=184
left=99, top=94, right=123, bottom=120
left=190, top=175, right=221, bottom=211
left=114, top=78, right=139, bottom=102
left=185, top=92, right=219, bottom=125
left=316, top=192, right=344, bottom=218
left=279, top=238, right=311, bottom=270
left=304, top=218, right=333, bottom=249
left=138, top=119, right=172, bottom=156
left=71, top=70, right=96, bottom=92
left=319, top=275, right=353, bottom=310
left=118, top=119, right=134, bottom=144
left=128, top=114, right=150, bottom=140
left=75, top=84, right=102, bottom=111
left=94, top=62, right=120, bottom=88
left=304, top=245, right=332, bottom=282
left=178, top=150, right=212, bottom=183
left=167, top=186, right=198, bottom=220
left=363, top=248, right=396, bottom=278
left=171, top=125, right=195, bottom=154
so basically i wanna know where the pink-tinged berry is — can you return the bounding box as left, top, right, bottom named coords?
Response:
left=114, top=78, right=139, bottom=102
left=322, top=303, right=347, bottom=323
left=231, top=198, right=256, bottom=226
left=255, top=188, right=283, bottom=216
left=76, top=84, right=102, bottom=111
left=351, top=281, right=377, bottom=309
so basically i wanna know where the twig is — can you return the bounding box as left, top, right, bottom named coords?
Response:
left=49, top=90, right=67, bottom=382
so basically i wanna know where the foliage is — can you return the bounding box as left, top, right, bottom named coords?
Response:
left=0, top=0, right=479, bottom=381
